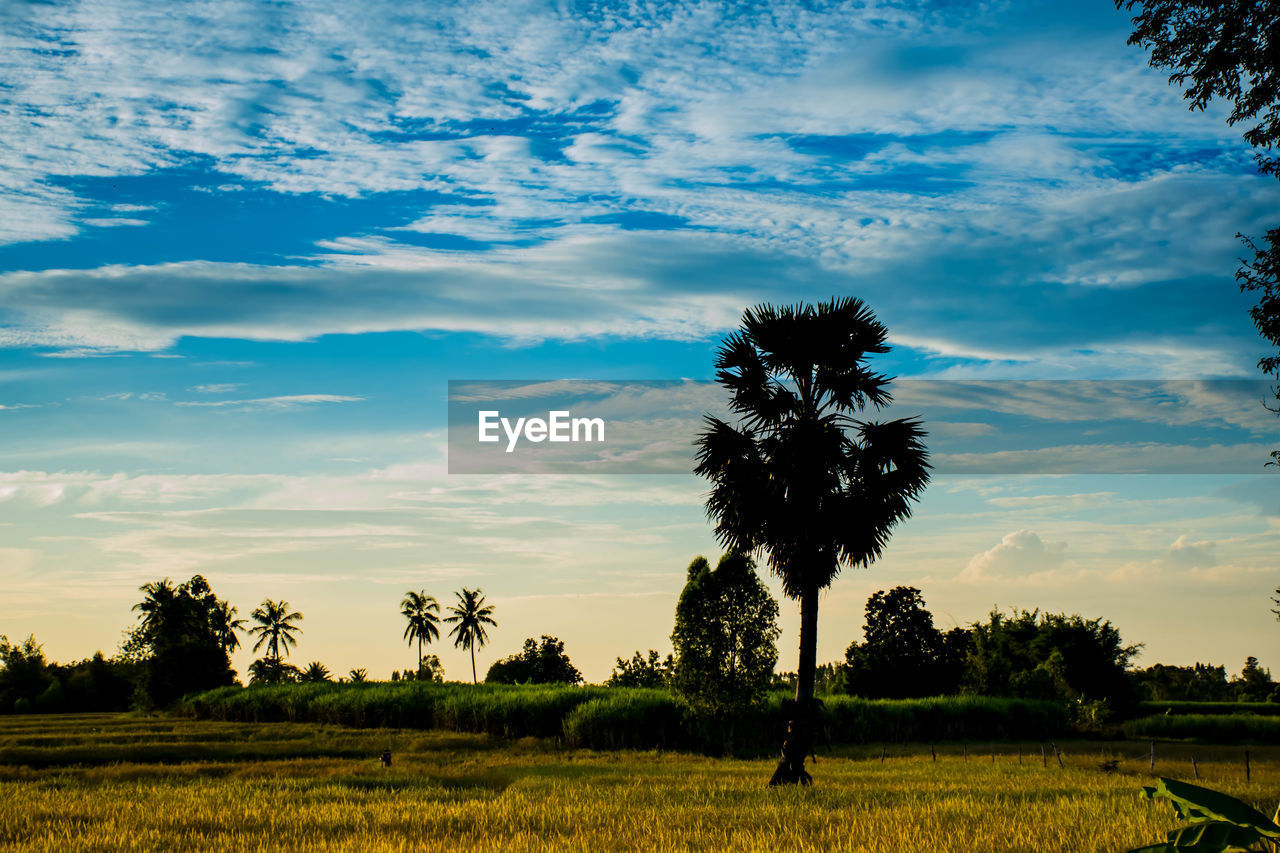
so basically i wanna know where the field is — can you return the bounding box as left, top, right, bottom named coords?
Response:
left=179, top=683, right=1072, bottom=750
left=1, top=714, right=1277, bottom=852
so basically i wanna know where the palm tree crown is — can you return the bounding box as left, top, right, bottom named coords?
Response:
left=211, top=600, right=245, bottom=653
left=300, top=661, right=331, bottom=683
left=248, top=599, right=303, bottom=663
left=696, top=298, right=930, bottom=594
left=443, top=588, right=497, bottom=683
left=132, top=578, right=179, bottom=639
left=400, top=590, right=440, bottom=673
left=695, top=298, right=930, bottom=785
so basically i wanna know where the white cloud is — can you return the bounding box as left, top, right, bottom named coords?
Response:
left=1158, top=534, right=1217, bottom=570
left=174, top=394, right=363, bottom=411
left=80, top=217, right=148, bottom=228
left=0, top=1, right=1272, bottom=377
left=959, top=529, right=1068, bottom=583
left=188, top=383, right=241, bottom=394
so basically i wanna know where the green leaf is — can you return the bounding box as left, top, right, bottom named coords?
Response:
left=1145, top=777, right=1280, bottom=841
left=1165, top=820, right=1266, bottom=851
left=1127, top=820, right=1269, bottom=852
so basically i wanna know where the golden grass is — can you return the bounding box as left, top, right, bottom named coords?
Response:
left=0, top=714, right=1276, bottom=852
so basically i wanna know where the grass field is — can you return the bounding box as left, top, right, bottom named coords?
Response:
left=1, top=714, right=1277, bottom=852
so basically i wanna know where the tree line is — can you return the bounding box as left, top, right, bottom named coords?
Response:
left=612, top=571, right=1278, bottom=713
left=1, top=560, right=1273, bottom=717
left=0, top=578, right=499, bottom=713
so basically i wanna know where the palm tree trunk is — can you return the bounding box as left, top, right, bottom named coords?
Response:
left=769, top=583, right=818, bottom=786
left=470, top=645, right=477, bottom=684
left=417, top=636, right=422, bottom=677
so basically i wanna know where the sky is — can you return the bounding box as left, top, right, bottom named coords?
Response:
left=0, top=0, right=1277, bottom=684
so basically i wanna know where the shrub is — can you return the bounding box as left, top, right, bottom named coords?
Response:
left=1123, top=713, right=1280, bottom=744
left=184, top=683, right=1069, bottom=751
left=1135, top=701, right=1280, bottom=718
left=563, top=690, right=693, bottom=750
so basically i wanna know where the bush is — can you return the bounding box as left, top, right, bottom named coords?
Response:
left=182, top=683, right=1070, bottom=752
left=182, top=682, right=608, bottom=739
left=34, top=679, right=65, bottom=713
left=815, top=695, right=1069, bottom=745
left=1123, top=713, right=1280, bottom=744
left=1134, top=701, right=1280, bottom=718
left=485, top=636, right=582, bottom=685
left=563, top=690, right=694, bottom=750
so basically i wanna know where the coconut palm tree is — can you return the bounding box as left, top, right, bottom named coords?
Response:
left=210, top=600, right=245, bottom=653
left=443, top=588, right=497, bottom=684
left=695, top=298, right=930, bottom=785
left=300, top=661, right=331, bottom=683
left=132, top=578, right=179, bottom=640
left=247, top=599, right=303, bottom=664
left=400, top=590, right=440, bottom=676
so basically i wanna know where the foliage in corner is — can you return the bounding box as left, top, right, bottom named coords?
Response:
left=1128, top=776, right=1280, bottom=853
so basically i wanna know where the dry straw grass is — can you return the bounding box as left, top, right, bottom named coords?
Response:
left=1, top=714, right=1276, bottom=852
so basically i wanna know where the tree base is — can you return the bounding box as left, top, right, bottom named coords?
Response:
left=767, top=760, right=813, bottom=786
left=767, top=697, right=817, bottom=786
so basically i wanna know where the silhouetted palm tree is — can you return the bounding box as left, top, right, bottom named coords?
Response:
left=211, top=600, right=245, bottom=653
left=400, top=590, right=440, bottom=675
left=132, top=579, right=178, bottom=638
left=348, top=668, right=367, bottom=683
left=695, top=298, right=930, bottom=785
left=248, top=599, right=303, bottom=664
left=443, top=588, right=497, bottom=683
left=300, top=661, right=331, bottom=683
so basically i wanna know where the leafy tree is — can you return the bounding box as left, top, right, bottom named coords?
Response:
left=347, top=668, right=368, bottom=683
left=1, top=638, right=137, bottom=714
left=129, top=575, right=238, bottom=707
left=964, top=609, right=1141, bottom=707
left=248, top=599, right=303, bottom=668
left=695, top=298, right=930, bottom=784
left=400, top=590, right=440, bottom=676
left=34, top=678, right=65, bottom=713
left=1233, top=655, right=1275, bottom=701
left=771, top=662, right=849, bottom=694
left=1118, top=0, right=1280, bottom=458
left=1133, top=661, right=1232, bottom=701
left=607, top=649, right=674, bottom=688
left=300, top=661, right=332, bottom=683
left=843, top=587, right=968, bottom=698
left=416, top=654, right=445, bottom=683
left=443, top=587, right=497, bottom=684
left=486, top=635, right=583, bottom=685
left=670, top=553, right=779, bottom=753
left=0, top=635, right=52, bottom=713
left=57, top=652, right=135, bottom=712
left=392, top=655, right=445, bottom=683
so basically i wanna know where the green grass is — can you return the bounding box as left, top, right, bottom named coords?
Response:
left=1135, top=700, right=1280, bottom=717
left=1, top=714, right=1277, bottom=851
left=182, top=683, right=1070, bottom=751
left=1124, top=713, right=1280, bottom=744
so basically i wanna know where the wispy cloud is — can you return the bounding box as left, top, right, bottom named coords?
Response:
left=175, top=394, right=364, bottom=411
left=0, top=1, right=1272, bottom=376
left=187, top=383, right=241, bottom=394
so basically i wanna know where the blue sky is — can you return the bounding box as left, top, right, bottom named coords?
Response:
left=1, top=0, right=1277, bottom=682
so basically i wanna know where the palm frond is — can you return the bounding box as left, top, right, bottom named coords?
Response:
left=695, top=299, right=931, bottom=599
